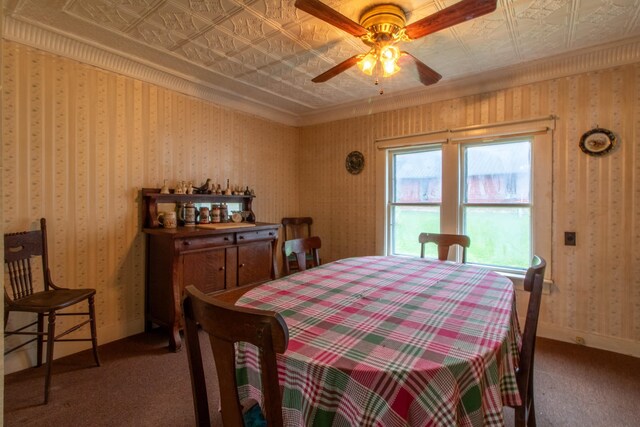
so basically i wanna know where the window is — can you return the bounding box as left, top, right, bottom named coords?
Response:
left=376, top=120, right=552, bottom=276
left=389, top=147, right=442, bottom=257
left=462, top=140, right=531, bottom=269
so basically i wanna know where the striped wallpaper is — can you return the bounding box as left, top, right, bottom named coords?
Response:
left=2, top=41, right=300, bottom=372
left=300, top=65, right=640, bottom=355
left=3, top=40, right=640, bottom=374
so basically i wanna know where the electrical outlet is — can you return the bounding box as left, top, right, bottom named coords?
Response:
left=564, top=231, right=576, bottom=246
left=575, top=336, right=585, bottom=345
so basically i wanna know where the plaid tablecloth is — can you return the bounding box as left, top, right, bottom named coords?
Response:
left=236, top=256, right=521, bottom=427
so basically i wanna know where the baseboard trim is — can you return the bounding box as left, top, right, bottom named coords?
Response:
left=536, top=323, right=640, bottom=358
left=6, top=318, right=638, bottom=374
left=4, top=319, right=144, bottom=375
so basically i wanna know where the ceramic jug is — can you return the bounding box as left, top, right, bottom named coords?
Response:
left=157, top=211, right=177, bottom=229
left=199, top=206, right=210, bottom=224
left=179, top=202, right=198, bottom=226
left=211, top=204, right=221, bottom=223
left=158, top=211, right=178, bottom=228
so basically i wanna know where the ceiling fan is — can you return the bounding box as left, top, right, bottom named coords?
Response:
left=294, top=0, right=497, bottom=87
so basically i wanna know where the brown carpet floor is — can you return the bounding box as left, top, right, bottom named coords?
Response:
left=4, top=332, right=640, bottom=426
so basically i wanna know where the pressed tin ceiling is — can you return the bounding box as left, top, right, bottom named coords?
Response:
left=4, top=0, right=640, bottom=125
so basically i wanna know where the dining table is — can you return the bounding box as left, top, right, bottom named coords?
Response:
left=234, top=255, right=522, bottom=426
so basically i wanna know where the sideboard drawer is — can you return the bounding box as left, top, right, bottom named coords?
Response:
left=237, top=229, right=278, bottom=243
left=177, top=233, right=234, bottom=251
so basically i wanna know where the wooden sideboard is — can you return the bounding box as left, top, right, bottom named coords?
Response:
left=141, top=188, right=278, bottom=351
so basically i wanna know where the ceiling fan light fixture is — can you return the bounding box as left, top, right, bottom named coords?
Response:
left=295, top=0, right=497, bottom=86
left=357, top=51, right=377, bottom=76
left=359, top=4, right=406, bottom=36
left=382, top=59, right=400, bottom=77
left=380, top=45, right=400, bottom=61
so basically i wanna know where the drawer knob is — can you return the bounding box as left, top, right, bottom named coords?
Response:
left=238, top=236, right=245, bottom=240
left=269, top=232, right=274, bottom=236
left=219, top=266, right=225, bottom=271
left=224, top=237, right=229, bottom=241
left=239, top=263, right=246, bottom=268
left=183, top=241, right=191, bottom=246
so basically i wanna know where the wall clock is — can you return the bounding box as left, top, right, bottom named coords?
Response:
left=579, top=128, right=616, bottom=156
left=346, top=151, right=365, bottom=174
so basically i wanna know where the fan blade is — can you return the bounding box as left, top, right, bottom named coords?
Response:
left=295, top=0, right=367, bottom=37
left=312, top=55, right=361, bottom=83
left=400, top=52, right=442, bottom=86
left=404, top=0, right=497, bottom=40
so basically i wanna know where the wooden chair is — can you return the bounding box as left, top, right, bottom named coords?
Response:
left=419, top=232, right=471, bottom=263
left=509, top=255, right=547, bottom=427
left=281, top=217, right=315, bottom=272
left=4, top=218, right=100, bottom=403
left=281, top=217, right=313, bottom=241
left=182, top=285, right=289, bottom=427
left=282, top=236, right=321, bottom=276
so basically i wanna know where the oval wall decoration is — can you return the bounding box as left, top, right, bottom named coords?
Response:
left=346, top=151, right=365, bottom=174
left=579, top=128, right=616, bottom=156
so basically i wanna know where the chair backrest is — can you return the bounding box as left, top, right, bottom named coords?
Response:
left=282, top=236, right=321, bottom=276
left=418, top=233, right=471, bottom=263
left=182, top=285, right=289, bottom=427
left=281, top=217, right=313, bottom=241
left=4, top=218, right=51, bottom=302
left=517, top=255, right=546, bottom=402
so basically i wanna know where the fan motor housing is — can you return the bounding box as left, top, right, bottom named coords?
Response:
left=359, top=4, right=406, bottom=35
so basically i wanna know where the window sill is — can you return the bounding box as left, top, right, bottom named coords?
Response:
left=497, top=271, right=553, bottom=295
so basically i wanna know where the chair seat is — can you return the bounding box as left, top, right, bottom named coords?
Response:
left=8, top=288, right=96, bottom=312
left=243, top=403, right=267, bottom=427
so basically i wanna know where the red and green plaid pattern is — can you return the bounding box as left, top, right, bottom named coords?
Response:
left=236, top=256, right=521, bottom=426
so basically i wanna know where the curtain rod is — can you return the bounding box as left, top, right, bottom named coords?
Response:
left=450, top=115, right=558, bottom=133
left=374, top=114, right=558, bottom=143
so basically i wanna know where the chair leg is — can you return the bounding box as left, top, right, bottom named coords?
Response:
left=514, top=406, right=526, bottom=427
left=528, top=395, right=536, bottom=427
left=44, top=311, right=56, bottom=404
left=88, top=295, right=101, bottom=367
left=37, top=313, right=44, bottom=367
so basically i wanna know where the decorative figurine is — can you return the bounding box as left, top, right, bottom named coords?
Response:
left=186, top=181, right=194, bottom=195
left=175, top=181, right=185, bottom=194
left=160, top=180, right=170, bottom=194
left=215, top=184, right=222, bottom=195
left=224, top=179, right=232, bottom=196
left=195, top=178, right=212, bottom=194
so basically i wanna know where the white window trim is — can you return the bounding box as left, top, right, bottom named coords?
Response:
left=375, top=116, right=555, bottom=284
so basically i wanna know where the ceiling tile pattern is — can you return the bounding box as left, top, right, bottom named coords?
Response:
left=6, top=0, right=640, bottom=116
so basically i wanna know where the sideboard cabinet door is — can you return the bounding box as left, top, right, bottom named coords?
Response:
left=182, top=248, right=226, bottom=294
left=144, top=223, right=279, bottom=351
left=238, top=241, right=273, bottom=286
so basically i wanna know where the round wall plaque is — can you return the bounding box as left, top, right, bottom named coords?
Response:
left=579, top=128, right=616, bottom=156
left=345, top=151, right=365, bottom=174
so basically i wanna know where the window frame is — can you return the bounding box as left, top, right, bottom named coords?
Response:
left=375, top=119, right=553, bottom=281
left=387, top=145, right=443, bottom=256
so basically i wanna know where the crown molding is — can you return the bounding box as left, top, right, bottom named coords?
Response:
left=4, top=16, right=640, bottom=128
left=298, top=35, right=640, bottom=126
left=2, top=17, right=300, bottom=127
